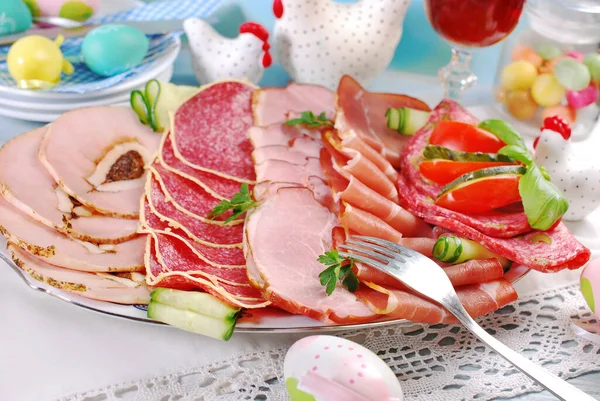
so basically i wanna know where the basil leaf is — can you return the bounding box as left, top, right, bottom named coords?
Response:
left=519, top=164, right=568, bottom=230
left=479, top=119, right=525, bottom=148
left=498, top=145, right=533, bottom=166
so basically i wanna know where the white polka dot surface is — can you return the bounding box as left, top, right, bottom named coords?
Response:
left=184, top=18, right=266, bottom=85
left=534, top=128, right=600, bottom=221
left=273, top=0, right=411, bottom=90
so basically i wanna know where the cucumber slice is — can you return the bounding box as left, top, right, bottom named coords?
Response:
left=130, top=90, right=149, bottom=125
left=144, top=80, right=162, bottom=132
left=148, top=302, right=237, bottom=341
left=432, top=235, right=510, bottom=267
left=385, top=107, right=430, bottom=135
left=440, top=165, right=527, bottom=194
left=423, top=145, right=515, bottom=163
left=150, top=288, right=239, bottom=321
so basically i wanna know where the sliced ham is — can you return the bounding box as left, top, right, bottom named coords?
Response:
left=252, top=83, right=335, bottom=126
left=158, top=134, right=241, bottom=200
left=252, top=145, right=313, bottom=165
left=253, top=178, right=336, bottom=212
left=0, top=196, right=144, bottom=272
left=38, top=107, right=160, bottom=218
left=0, top=127, right=138, bottom=244
left=355, top=279, right=517, bottom=323
left=245, top=188, right=375, bottom=323
left=335, top=75, right=431, bottom=167
left=255, top=158, right=325, bottom=184
left=339, top=203, right=404, bottom=244
left=337, top=131, right=399, bottom=182
left=247, top=124, right=321, bottom=149
left=171, top=80, right=256, bottom=182
left=146, top=234, right=269, bottom=308
left=8, top=243, right=150, bottom=304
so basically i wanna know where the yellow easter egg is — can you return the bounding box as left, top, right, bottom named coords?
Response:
left=501, top=60, right=538, bottom=91
left=7, top=35, right=66, bottom=85
left=531, top=73, right=566, bottom=107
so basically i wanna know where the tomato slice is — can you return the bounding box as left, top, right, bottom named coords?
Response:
left=419, top=160, right=515, bottom=186
left=430, top=121, right=505, bottom=153
left=436, top=175, right=522, bottom=214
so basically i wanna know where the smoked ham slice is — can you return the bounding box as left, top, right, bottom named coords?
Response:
left=171, top=80, right=256, bottom=182
left=247, top=124, right=321, bottom=149
left=8, top=243, right=150, bottom=304
left=245, top=188, right=375, bottom=323
left=38, top=107, right=160, bottom=218
left=335, top=75, right=431, bottom=167
left=252, top=83, right=335, bottom=126
left=0, top=196, right=144, bottom=272
left=0, top=127, right=138, bottom=244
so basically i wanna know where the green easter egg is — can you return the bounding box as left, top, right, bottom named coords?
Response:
left=59, top=1, right=94, bottom=22
left=581, top=277, right=595, bottom=313
left=286, top=378, right=316, bottom=401
left=82, top=24, right=149, bottom=77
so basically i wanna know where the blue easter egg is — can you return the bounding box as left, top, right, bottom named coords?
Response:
left=82, top=24, right=149, bottom=77
left=0, top=0, right=32, bottom=35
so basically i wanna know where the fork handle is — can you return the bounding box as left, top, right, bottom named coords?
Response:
left=446, top=301, right=597, bottom=401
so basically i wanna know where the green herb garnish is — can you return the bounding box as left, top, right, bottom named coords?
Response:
left=208, top=183, right=257, bottom=224
left=478, top=119, right=525, bottom=148
left=317, top=250, right=359, bottom=296
left=285, top=111, right=333, bottom=128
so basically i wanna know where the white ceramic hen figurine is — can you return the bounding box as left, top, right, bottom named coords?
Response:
left=534, top=116, right=600, bottom=222
left=272, top=0, right=411, bottom=90
left=183, top=20, right=272, bottom=84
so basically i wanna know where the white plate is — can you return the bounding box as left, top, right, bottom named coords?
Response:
left=0, top=66, right=174, bottom=121
left=0, top=65, right=174, bottom=113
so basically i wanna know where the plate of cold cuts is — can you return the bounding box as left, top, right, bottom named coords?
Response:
left=0, top=75, right=595, bottom=339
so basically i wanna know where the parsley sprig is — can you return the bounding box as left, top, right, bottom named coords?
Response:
left=208, top=183, right=257, bottom=224
left=317, top=250, right=359, bottom=296
left=285, top=111, right=333, bottom=128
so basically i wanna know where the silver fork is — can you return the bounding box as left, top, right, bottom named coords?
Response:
left=339, top=236, right=597, bottom=401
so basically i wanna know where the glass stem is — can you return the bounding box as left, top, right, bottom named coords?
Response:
left=439, top=48, right=477, bottom=101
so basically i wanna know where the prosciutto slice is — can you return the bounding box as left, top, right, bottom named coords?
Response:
left=0, top=127, right=138, bottom=244
left=252, top=83, right=335, bottom=126
left=245, top=188, right=375, bottom=323
left=0, top=196, right=144, bottom=272
left=335, top=75, right=431, bottom=167
left=171, top=80, right=256, bottom=182
left=8, top=243, right=150, bottom=304
left=38, top=107, right=160, bottom=218
left=146, top=234, right=269, bottom=308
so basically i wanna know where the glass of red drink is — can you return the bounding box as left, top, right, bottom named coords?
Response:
left=424, top=0, right=526, bottom=100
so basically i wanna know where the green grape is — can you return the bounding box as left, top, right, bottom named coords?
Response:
left=537, top=44, right=562, bottom=61
left=531, top=73, right=565, bottom=107
left=553, top=58, right=591, bottom=91
left=583, top=53, right=600, bottom=82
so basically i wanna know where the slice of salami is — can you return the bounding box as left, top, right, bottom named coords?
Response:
left=172, top=80, right=256, bottom=182
left=426, top=215, right=590, bottom=272
left=159, top=134, right=241, bottom=200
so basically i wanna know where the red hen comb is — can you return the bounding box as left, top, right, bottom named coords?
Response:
left=239, top=22, right=272, bottom=68
left=533, top=116, right=572, bottom=149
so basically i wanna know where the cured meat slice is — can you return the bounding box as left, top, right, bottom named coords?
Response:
left=255, top=159, right=325, bottom=184
left=247, top=124, right=321, bottom=149
left=145, top=183, right=243, bottom=247
left=158, top=134, right=241, bottom=200
left=0, top=196, right=144, bottom=272
left=398, top=173, right=531, bottom=238
left=252, top=145, right=313, bottom=165
left=146, top=234, right=269, bottom=308
left=171, top=80, right=256, bottom=182
left=335, top=75, right=431, bottom=167
left=252, top=83, right=335, bottom=126
left=245, top=188, right=376, bottom=323
left=0, top=127, right=138, bottom=244
left=355, top=278, right=517, bottom=323
left=149, top=165, right=243, bottom=225
left=253, top=178, right=336, bottom=212
left=38, top=107, right=160, bottom=218
left=339, top=203, right=403, bottom=244
left=8, top=243, right=150, bottom=304
left=337, top=131, right=399, bottom=182
left=426, top=215, right=591, bottom=272
left=355, top=258, right=504, bottom=289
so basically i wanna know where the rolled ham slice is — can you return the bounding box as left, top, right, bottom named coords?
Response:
left=252, top=83, right=335, bottom=126
left=0, top=127, right=138, bottom=244
left=8, top=243, right=150, bottom=304
left=171, top=80, right=257, bottom=183
left=245, top=188, right=376, bottom=323
left=38, top=107, right=160, bottom=218
left=335, top=75, right=431, bottom=168
left=0, top=196, right=144, bottom=272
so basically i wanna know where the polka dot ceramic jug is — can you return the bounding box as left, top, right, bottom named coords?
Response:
left=273, top=0, right=411, bottom=90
